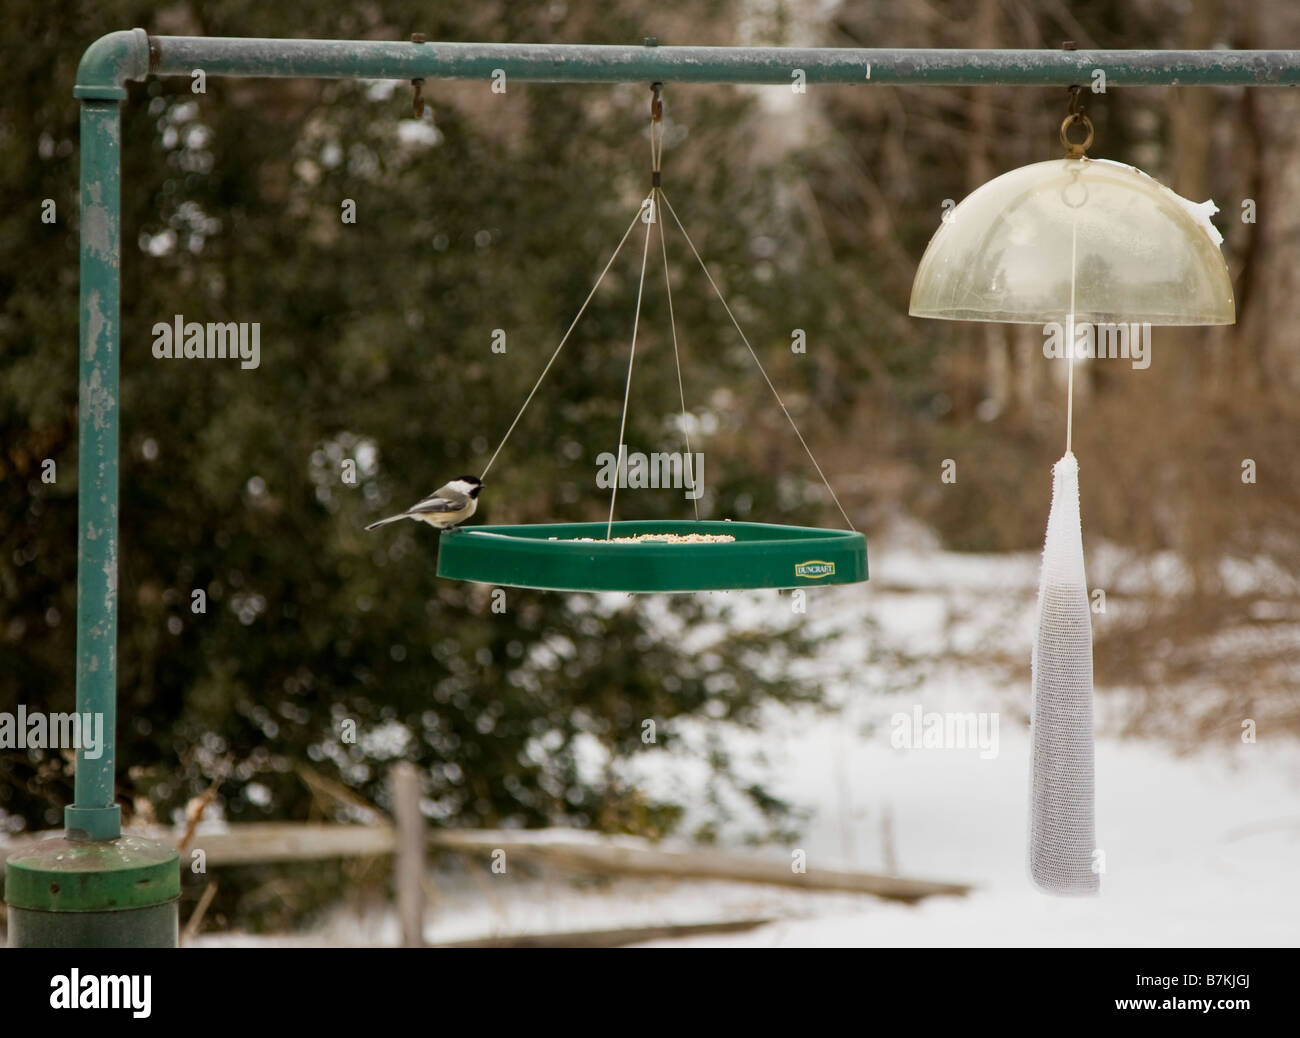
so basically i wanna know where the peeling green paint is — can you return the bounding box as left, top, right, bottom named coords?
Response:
left=103, top=557, right=116, bottom=614
left=85, top=290, right=105, bottom=360
left=82, top=205, right=113, bottom=263
left=81, top=370, right=113, bottom=431
left=73, top=99, right=122, bottom=844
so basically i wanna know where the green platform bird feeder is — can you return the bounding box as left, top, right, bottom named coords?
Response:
left=437, top=520, right=867, bottom=592
left=421, top=96, right=867, bottom=594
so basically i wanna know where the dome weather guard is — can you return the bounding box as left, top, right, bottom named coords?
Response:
left=909, top=156, right=1235, bottom=326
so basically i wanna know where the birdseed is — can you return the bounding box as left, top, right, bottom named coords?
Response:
left=563, top=533, right=736, bottom=544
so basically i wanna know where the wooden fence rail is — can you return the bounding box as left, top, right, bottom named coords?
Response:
left=1, top=822, right=970, bottom=903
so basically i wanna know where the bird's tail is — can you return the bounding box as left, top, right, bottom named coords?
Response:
left=364, top=513, right=408, bottom=531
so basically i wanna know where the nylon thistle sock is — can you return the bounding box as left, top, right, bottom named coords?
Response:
left=1028, top=451, right=1100, bottom=895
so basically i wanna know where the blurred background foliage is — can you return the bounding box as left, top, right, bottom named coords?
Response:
left=3, top=0, right=1299, bottom=930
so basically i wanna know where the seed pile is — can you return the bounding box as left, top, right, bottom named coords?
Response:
left=559, top=532, right=736, bottom=544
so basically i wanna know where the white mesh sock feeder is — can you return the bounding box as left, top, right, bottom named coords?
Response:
left=1029, top=450, right=1097, bottom=893
left=909, top=90, right=1235, bottom=894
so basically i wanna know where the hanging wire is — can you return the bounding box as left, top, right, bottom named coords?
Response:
left=487, top=85, right=853, bottom=536
left=1065, top=218, right=1078, bottom=454
left=1060, top=81, right=1087, bottom=455
left=657, top=190, right=857, bottom=531
left=605, top=91, right=666, bottom=537
left=655, top=203, right=698, bottom=521
left=606, top=202, right=656, bottom=538
left=479, top=203, right=646, bottom=482
left=650, top=82, right=664, bottom=168
left=648, top=85, right=698, bottom=521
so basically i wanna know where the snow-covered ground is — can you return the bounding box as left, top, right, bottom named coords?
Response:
left=206, top=532, right=1300, bottom=947
left=641, top=535, right=1300, bottom=946
left=639, top=714, right=1300, bottom=946
left=279, top=693, right=1297, bottom=948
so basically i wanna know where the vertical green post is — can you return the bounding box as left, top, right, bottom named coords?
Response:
left=4, top=29, right=179, bottom=948
left=65, top=97, right=122, bottom=843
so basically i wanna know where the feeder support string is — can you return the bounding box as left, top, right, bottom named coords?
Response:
left=658, top=189, right=857, bottom=532
left=607, top=202, right=656, bottom=538
left=1061, top=80, right=1085, bottom=454
left=1066, top=218, right=1078, bottom=454
left=650, top=82, right=664, bottom=184
left=656, top=207, right=699, bottom=522
left=605, top=90, right=671, bottom=536
left=648, top=84, right=700, bottom=522
left=479, top=202, right=646, bottom=481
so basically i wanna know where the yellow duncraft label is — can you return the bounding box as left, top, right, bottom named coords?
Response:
left=794, top=560, right=835, bottom=579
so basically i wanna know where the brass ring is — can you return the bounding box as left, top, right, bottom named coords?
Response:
left=1060, top=113, right=1094, bottom=158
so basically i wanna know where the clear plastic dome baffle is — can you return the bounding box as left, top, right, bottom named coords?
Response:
left=909, top=157, right=1235, bottom=326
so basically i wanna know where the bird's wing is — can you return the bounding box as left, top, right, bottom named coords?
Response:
left=406, top=493, right=464, bottom=515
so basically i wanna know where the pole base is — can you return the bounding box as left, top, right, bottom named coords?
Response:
left=4, top=835, right=180, bottom=948
left=8, top=902, right=178, bottom=948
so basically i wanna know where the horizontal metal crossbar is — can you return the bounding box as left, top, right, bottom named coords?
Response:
left=76, top=32, right=1300, bottom=98
left=148, top=39, right=1300, bottom=86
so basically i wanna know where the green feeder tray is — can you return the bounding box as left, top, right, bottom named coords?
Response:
left=435, top=520, right=867, bottom=592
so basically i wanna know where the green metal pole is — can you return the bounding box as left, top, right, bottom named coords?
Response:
left=65, top=96, right=122, bottom=845
left=4, top=28, right=178, bottom=949
left=146, top=37, right=1300, bottom=86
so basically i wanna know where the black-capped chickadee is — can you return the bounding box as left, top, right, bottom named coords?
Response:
left=364, top=476, right=483, bottom=532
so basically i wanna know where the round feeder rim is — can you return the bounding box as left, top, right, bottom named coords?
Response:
left=435, top=519, right=868, bottom=593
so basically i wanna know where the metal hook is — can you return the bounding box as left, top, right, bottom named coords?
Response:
left=1061, top=84, right=1092, bottom=157
left=411, top=33, right=426, bottom=119
left=1060, top=44, right=1091, bottom=159
left=649, top=83, right=665, bottom=184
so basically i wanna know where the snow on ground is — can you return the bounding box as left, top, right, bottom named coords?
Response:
left=217, top=716, right=1297, bottom=948
left=636, top=711, right=1300, bottom=946
left=204, top=536, right=1300, bottom=947
left=632, top=541, right=1300, bottom=946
